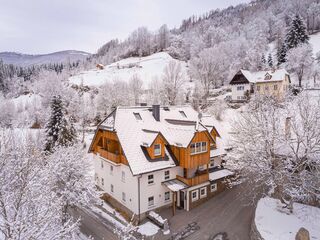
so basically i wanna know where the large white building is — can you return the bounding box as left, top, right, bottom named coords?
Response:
left=89, top=105, right=232, bottom=223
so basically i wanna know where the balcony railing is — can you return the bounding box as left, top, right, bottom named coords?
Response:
left=176, top=173, right=209, bottom=187
left=97, top=147, right=121, bottom=164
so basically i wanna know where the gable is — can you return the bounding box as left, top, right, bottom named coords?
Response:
left=230, top=71, right=250, bottom=85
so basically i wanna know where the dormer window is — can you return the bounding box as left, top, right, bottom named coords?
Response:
left=133, top=112, right=142, bottom=120
left=154, top=144, right=161, bottom=156
left=264, top=73, right=272, bottom=80
left=179, top=111, right=187, bottom=118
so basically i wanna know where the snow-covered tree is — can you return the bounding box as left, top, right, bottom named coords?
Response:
left=268, top=53, right=274, bottom=68
left=45, top=95, right=77, bottom=152
left=285, top=43, right=314, bottom=87
left=47, top=144, right=97, bottom=223
left=129, top=74, right=143, bottom=105
left=161, top=61, right=185, bottom=105
left=285, top=14, right=309, bottom=50
left=0, top=131, right=79, bottom=239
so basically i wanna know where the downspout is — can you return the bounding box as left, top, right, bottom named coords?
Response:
left=138, top=174, right=142, bottom=224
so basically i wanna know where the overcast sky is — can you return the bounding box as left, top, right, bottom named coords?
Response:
left=0, top=0, right=250, bottom=54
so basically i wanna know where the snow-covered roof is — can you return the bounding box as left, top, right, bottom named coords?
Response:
left=97, top=106, right=221, bottom=175
left=209, top=169, right=234, bottom=181
left=162, top=179, right=188, bottom=192
left=241, top=69, right=289, bottom=83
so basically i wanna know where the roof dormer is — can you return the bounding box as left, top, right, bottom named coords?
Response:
left=264, top=72, right=272, bottom=80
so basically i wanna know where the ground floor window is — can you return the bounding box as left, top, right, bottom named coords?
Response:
left=191, top=190, right=199, bottom=202
left=122, top=192, right=126, bottom=202
left=101, top=177, right=104, bottom=186
left=200, top=187, right=207, bottom=198
left=110, top=184, right=114, bottom=193
left=148, top=196, right=154, bottom=207
left=211, top=183, right=217, bottom=192
left=164, top=191, right=170, bottom=201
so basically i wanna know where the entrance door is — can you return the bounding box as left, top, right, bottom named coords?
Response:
left=180, top=191, right=185, bottom=209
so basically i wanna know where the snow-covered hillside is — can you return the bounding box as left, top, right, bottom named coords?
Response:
left=69, top=52, right=188, bottom=88
left=269, top=32, right=320, bottom=56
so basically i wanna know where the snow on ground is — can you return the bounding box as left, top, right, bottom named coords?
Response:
left=69, top=52, right=188, bottom=88
left=90, top=205, right=126, bottom=229
left=100, top=201, right=127, bottom=223
left=310, top=31, right=320, bottom=56
left=255, top=197, right=320, bottom=240
left=11, top=93, right=42, bottom=111
left=137, top=221, right=160, bottom=237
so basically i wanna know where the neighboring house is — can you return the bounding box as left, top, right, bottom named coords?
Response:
left=89, top=105, right=232, bottom=223
left=229, top=69, right=291, bottom=102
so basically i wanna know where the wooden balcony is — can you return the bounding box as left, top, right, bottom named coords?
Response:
left=97, top=147, right=121, bottom=164
left=176, top=173, right=209, bottom=187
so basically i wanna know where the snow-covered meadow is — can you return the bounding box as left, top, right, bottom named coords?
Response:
left=255, top=197, right=320, bottom=240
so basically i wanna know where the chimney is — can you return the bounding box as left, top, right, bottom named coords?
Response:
left=152, top=104, right=160, bottom=121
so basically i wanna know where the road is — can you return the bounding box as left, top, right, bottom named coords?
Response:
left=159, top=182, right=258, bottom=240
left=70, top=207, right=119, bottom=240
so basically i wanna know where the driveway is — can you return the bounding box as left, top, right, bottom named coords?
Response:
left=70, top=207, right=119, bottom=240
left=159, top=183, right=257, bottom=240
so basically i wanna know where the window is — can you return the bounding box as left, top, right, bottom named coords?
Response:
left=274, top=84, right=278, bottom=90
left=148, top=174, right=154, bottom=185
left=237, top=86, right=244, bottom=91
left=121, top=171, right=125, bottom=182
left=164, top=170, right=170, bottom=180
left=257, top=86, right=260, bottom=91
left=122, top=192, right=126, bottom=202
left=148, top=196, right=154, bottom=207
left=154, top=144, right=161, bottom=156
left=196, top=142, right=201, bottom=152
left=201, top=142, right=207, bottom=152
left=110, top=165, right=113, bottom=175
left=133, top=112, right=142, bottom=120
left=164, top=191, right=170, bottom=201
left=200, top=187, right=207, bottom=198
left=191, top=190, right=199, bottom=202
left=101, top=178, right=104, bottom=186
left=110, top=184, right=114, bottom=193
left=190, top=143, right=196, bottom=154
left=211, top=183, right=217, bottom=192
left=265, top=86, right=269, bottom=91
left=179, top=110, right=187, bottom=118
left=190, top=142, right=208, bottom=155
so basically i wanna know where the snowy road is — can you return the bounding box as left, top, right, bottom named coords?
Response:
left=69, top=207, right=119, bottom=240
left=159, top=182, right=258, bottom=240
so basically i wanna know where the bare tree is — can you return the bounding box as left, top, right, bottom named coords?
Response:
left=286, top=44, right=314, bottom=88
left=129, top=74, right=143, bottom=105
left=162, top=61, right=185, bottom=105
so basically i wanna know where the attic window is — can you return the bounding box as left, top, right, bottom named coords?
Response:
left=133, top=112, right=142, bottom=120
left=179, top=111, right=187, bottom=118
left=264, top=73, right=272, bottom=80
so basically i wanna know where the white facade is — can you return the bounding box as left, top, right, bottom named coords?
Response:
left=93, top=153, right=183, bottom=216
left=231, top=83, right=251, bottom=101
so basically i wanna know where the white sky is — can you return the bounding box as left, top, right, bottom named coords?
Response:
left=0, top=0, right=250, bottom=54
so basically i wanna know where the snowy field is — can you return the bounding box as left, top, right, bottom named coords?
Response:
left=69, top=52, right=188, bottom=88
left=255, top=197, right=320, bottom=240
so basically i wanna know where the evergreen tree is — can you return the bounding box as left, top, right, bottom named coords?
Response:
left=259, top=54, right=266, bottom=70
left=45, top=95, right=77, bottom=152
left=285, top=14, right=309, bottom=50
left=268, top=53, right=273, bottom=68
left=277, top=42, right=287, bottom=66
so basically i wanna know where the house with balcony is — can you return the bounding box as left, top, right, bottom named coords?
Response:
left=88, top=105, right=232, bottom=223
left=229, top=68, right=291, bottom=102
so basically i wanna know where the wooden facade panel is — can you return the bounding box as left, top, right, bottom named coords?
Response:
left=92, top=130, right=128, bottom=166
left=146, top=134, right=167, bottom=159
